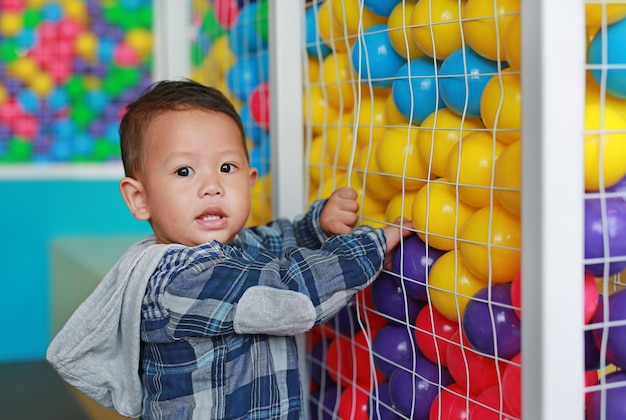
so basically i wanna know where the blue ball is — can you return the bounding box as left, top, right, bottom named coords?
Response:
left=363, top=0, right=401, bottom=17
left=305, top=4, right=332, bottom=59
left=351, top=24, right=405, bottom=89
left=227, top=56, right=262, bottom=100
left=240, top=101, right=267, bottom=145
left=392, top=57, right=446, bottom=124
left=588, top=17, right=626, bottom=99
left=229, top=3, right=267, bottom=57
left=439, top=46, right=504, bottom=118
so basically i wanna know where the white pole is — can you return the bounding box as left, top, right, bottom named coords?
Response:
left=152, top=0, right=191, bottom=81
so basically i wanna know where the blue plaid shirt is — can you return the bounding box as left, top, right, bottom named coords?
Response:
left=139, top=201, right=387, bottom=419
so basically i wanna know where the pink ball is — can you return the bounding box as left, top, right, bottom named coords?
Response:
left=214, top=0, right=240, bottom=28
left=249, top=81, right=270, bottom=130
left=0, top=0, right=25, bottom=12
left=12, top=114, right=39, bottom=140
left=113, top=43, right=140, bottom=67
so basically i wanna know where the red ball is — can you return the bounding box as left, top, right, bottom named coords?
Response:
left=501, top=352, right=522, bottom=418
left=468, top=385, right=516, bottom=420
left=338, top=385, right=370, bottom=420
left=249, top=81, right=270, bottom=130
left=214, top=0, right=240, bottom=28
left=429, top=383, right=473, bottom=420
left=415, top=304, right=459, bottom=366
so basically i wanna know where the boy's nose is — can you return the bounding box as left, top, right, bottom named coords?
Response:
left=200, top=175, right=223, bottom=197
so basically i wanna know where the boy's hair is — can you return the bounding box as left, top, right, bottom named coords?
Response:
left=119, top=79, right=247, bottom=178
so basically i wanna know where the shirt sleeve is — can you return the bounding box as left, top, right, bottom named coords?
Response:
left=141, top=226, right=386, bottom=341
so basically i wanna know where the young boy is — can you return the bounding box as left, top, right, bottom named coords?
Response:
left=47, top=79, right=411, bottom=419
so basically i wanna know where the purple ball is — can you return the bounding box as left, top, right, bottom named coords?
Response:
left=592, top=288, right=626, bottom=369
left=607, top=174, right=626, bottom=200
left=329, top=302, right=360, bottom=336
left=391, top=235, right=445, bottom=301
left=586, top=371, right=626, bottom=420
left=369, top=381, right=400, bottom=420
left=309, top=385, right=341, bottom=420
left=372, top=325, right=422, bottom=379
left=308, top=340, right=332, bottom=387
left=462, top=283, right=521, bottom=359
left=371, top=272, right=426, bottom=324
left=388, top=360, right=454, bottom=419
left=585, top=197, right=626, bottom=276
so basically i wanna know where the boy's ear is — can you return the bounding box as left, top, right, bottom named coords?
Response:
left=119, top=177, right=150, bottom=221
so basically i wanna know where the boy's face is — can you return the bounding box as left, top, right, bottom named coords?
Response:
left=122, top=109, right=258, bottom=246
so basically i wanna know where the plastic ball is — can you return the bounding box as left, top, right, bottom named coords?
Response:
left=585, top=198, right=626, bottom=276
left=0, top=12, right=23, bottom=36
left=113, top=41, right=140, bottom=67
left=355, top=145, right=398, bottom=202
left=388, top=359, right=454, bottom=420
left=501, top=352, right=522, bottom=418
left=462, top=0, right=520, bottom=61
left=384, top=90, right=409, bottom=126
left=503, top=14, right=521, bottom=70
left=592, top=288, right=626, bottom=369
left=584, top=103, right=626, bottom=191
left=416, top=108, right=484, bottom=178
left=392, top=57, right=446, bottom=124
left=352, top=90, right=388, bottom=148
left=387, top=0, right=423, bottom=60
left=303, top=86, right=341, bottom=136
left=375, top=126, right=432, bottom=191
left=494, top=139, right=521, bottom=216
left=7, top=56, right=38, bottom=83
left=317, top=0, right=349, bottom=53
left=207, top=35, right=235, bottom=76
left=368, top=381, right=397, bottom=420
left=429, top=383, right=472, bottom=420
left=372, top=324, right=420, bottom=379
left=439, top=46, right=503, bottom=118
left=338, top=385, right=370, bottom=420
left=446, top=330, right=506, bottom=396
left=363, top=0, right=400, bottom=17
left=468, top=384, right=516, bottom=420
left=305, top=3, right=332, bottom=59
left=371, top=271, right=425, bottom=324
left=446, top=131, right=505, bottom=208
left=391, top=234, right=445, bottom=301
left=214, top=0, right=239, bottom=28
left=586, top=371, right=626, bottom=420
left=254, top=0, right=268, bottom=43
left=410, top=0, right=464, bottom=60
left=226, top=55, right=262, bottom=100
left=428, top=249, right=488, bottom=321
left=480, top=68, right=521, bottom=144
left=249, top=81, right=270, bottom=130
left=510, top=269, right=521, bottom=318
left=463, top=283, right=521, bottom=359
left=588, top=17, right=626, bottom=99
left=411, top=178, right=477, bottom=251
left=228, top=2, right=266, bottom=56
left=308, top=135, right=338, bottom=186
left=331, top=0, right=387, bottom=38
left=586, top=3, right=626, bottom=28
left=309, top=385, right=341, bottom=420
left=125, top=28, right=153, bottom=61
left=414, top=304, right=459, bottom=366
left=385, top=190, right=418, bottom=223
left=584, top=272, right=600, bottom=324
left=324, top=124, right=356, bottom=169
left=459, top=205, right=521, bottom=283
left=322, top=52, right=355, bottom=110
left=351, top=24, right=405, bottom=89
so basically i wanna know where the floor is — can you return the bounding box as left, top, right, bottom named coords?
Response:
left=0, top=361, right=128, bottom=420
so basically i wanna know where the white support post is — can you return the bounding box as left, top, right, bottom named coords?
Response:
left=269, top=0, right=305, bottom=220
left=152, top=0, right=191, bottom=81
left=521, top=1, right=585, bottom=419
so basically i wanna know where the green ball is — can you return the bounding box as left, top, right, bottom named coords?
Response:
left=64, top=76, right=87, bottom=102
left=255, top=0, right=269, bottom=43
left=4, top=138, right=33, bottom=163
left=136, top=6, right=153, bottom=29
left=22, top=9, right=42, bottom=28
left=70, top=103, right=97, bottom=130
left=0, top=40, right=19, bottom=63
left=92, top=138, right=120, bottom=162
left=102, top=5, right=125, bottom=26
left=201, top=8, right=225, bottom=41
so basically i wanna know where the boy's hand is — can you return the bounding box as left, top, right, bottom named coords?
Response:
left=320, top=187, right=359, bottom=235
left=382, top=218, right=414, bottom=270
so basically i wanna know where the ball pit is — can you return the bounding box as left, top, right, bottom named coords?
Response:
left=0, top=0, right=153, bottom=163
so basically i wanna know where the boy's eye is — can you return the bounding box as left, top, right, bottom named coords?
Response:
left=176, top=167, right=194, bottom=177
left=220, top=163, right=236, bottom=173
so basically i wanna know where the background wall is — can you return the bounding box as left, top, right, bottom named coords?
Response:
left=0, top=179, right=151, bottom=362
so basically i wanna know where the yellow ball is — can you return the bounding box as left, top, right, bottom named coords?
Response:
left=207, top=35, right=234, bottom=76
left=352, top=90, right=389, bottom=148
left=459, top=205, right=521, bottom=283
left=584, top=103, right=626, bottom=191
left=503, top=14, right=521, bottom=71
left=385, top=91, right=409, bottom=127
left=428, top=250, right=488, bottom=321
left=410, top=0, right=465, bottom=60
left=321, top=52, right=355, bottom=111
left=303, top=86, right=341, bottom=136
left=325, top=118, right=359, bottom=169
left=387, top=0, right=424, bottom=59
left=0, top=12, right=23, bottom=37
left=417, top=108, right=485, bottom=177
left=62, top=0, right=88, bottom=23
left=494, top=139, right=521, bottom=217
left=76, top=32, right=98, bottom=62
left=355, top=144, right=400, bottom=201
left=376, top=126, right=432, bottom=191
left=126, top=28, right=153, bottom=61
left=318, top=0, right=349, bottom=53
left=586, top=72, right=626, bottom=112
left=250, top=175, right=272, bottom=225
left=586, top=3, right=626, bottom=28
left=411, top=178, right=477, bottom=251
left=28, top=72, right=55, bottom=96
left=361, top=213, right=388, bottom=229
left=0, top=83, right=8, bottom=105
left=480, top=68, right=521, bottom=144
left=462, top=0, right=520, bottom=61
left=446, top=131, right=505, bottom=208
left=331, top=0, right=387, bottom=37
left=308, top=135, right=340, bottom=186
left=385, top=190, right=419, bottom=223
left=306, top=56, right=321, bottom=83
left=7, top=56, right=39, bottom=83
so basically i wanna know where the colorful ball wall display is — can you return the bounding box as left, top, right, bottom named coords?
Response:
left=0, top=0, right=153, bottom=163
